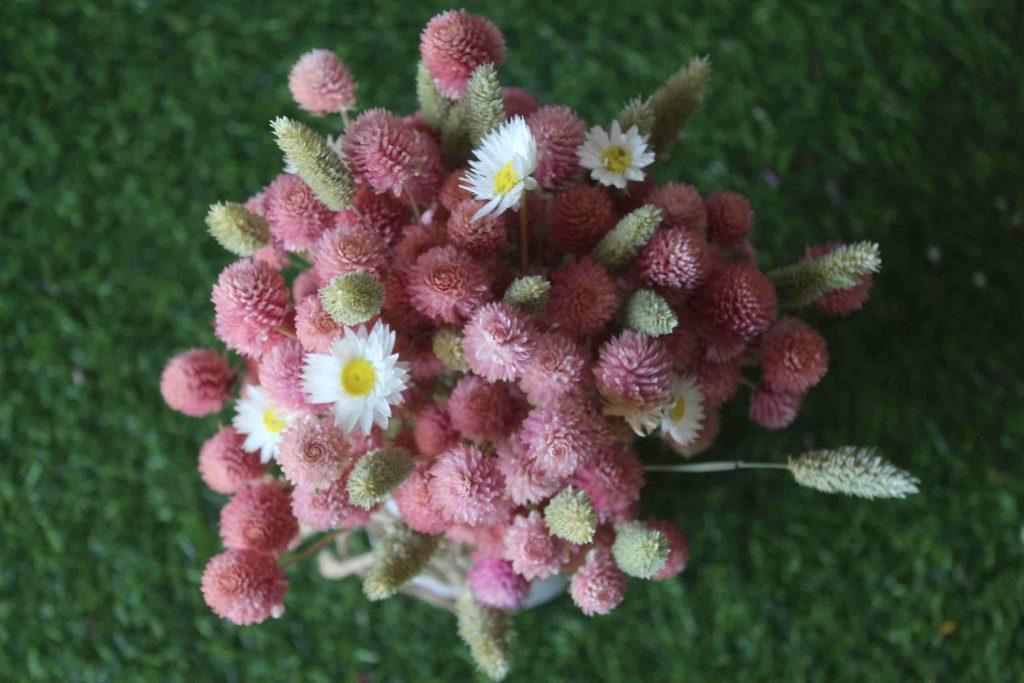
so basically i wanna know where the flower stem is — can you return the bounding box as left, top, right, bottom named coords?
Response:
left=341, top=109, right=351, bottom=130
left=279, top=528, right=347, bottom=569
left=519, top=200, right=529, bottom=271
left=276, top=326, right=297, bottom=340
left=646, top=461, right=790, bottom=473
left=291, top=252, right=313, bottom=268
left=403, top=181, right=422, bottom=222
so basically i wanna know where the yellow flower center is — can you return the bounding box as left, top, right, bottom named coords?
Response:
left=341, top=357, right=376, bottom=396
left=668, top=397, right=687, bottom=422
left=601, top=145, right=631, bottom=174
left=492, top=161, right=520, bottom=195
left=262, top=407, right=286, bottom=433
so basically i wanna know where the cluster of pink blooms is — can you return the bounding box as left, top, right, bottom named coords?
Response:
left=161, top=9, right=873, bottom=631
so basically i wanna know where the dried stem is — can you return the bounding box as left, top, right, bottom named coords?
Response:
left=275, top=326, right=297, bottom=340
left=519, top=199, right=529, bottom=271
left=318, top=551, right=375, bottom=579
left=403, top=181, right=422, bottom=222
left=646, top=461, right=790, bottom=473
left=279, top=528, right=347, bottom=568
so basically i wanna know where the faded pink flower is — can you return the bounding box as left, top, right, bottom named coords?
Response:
left=313, top=221, right=388, bottom=285
left=502, top=87, right=539, bottom=118
left=469, top=554, right=529, bottom=611
left=420, top=9, right=506, bottom=99
left=636, top=227, right=710, bottom=292
left=520, top=401, right=598, bottom=479
left=264, top=173, right=336, bottom=251
left=394, top=465, right=449, bottom=535
left=518, top=332, right=588, bottom=406
left=447, top=375, right=519, bottom=442
left=447, top=198, right=508, bottom=255
left=343, top=109, right=444, bottom=202
left=646, top=518, right=690, bottom=580
left=393, top=220, right=447, bottom=266
left=259, top=338, right=311, bottom=411
left=294, top=294, right=343, bottom=354
left=462, top=302, right=535, bottom=382
left=549, top=185, right=617, bottom=255
left=646, top=182, right=707, bottom=235
left=292, top=269, right=320, bottom=302
left=571, top=446, right=644, bottom=521
left=759, top=317, right=829, bottom=393
left=527, top=105, right=586, bottom=188
left=212, top=259, right=292, bottom=358
left=594, top=330, right=673, bottom=408
left=694, top=263, right=777, bottom=342
left=288, top=49, right=357, bottom=115
left=705, top=191, right=754, bottom=245
left=545, top=257, right=620, bottom=337
left=408, top=245, right=491, bottom=323
left=291, top=477, right=371, bottom=531
left=219, top=482, right=299, bottom=556
left=427, top=444, right=510, bottom=526
left=570, top=547, right=627, bottom=616
left=201, top=550, right=288, bottom=625
left=503, top=511, right=570, bottom=580
left=413, top=404, right=460, bottom=458
left=198, top=426, right=268, bottom=495
left=337, top=186, right=411, bottom=246
left=276, top=415, right=350, bottom=489
left=749, top=385, right=804, bottom=430
left=495, top=433, right=562, bottom=506
left=161, top=348, right=233, bottom=417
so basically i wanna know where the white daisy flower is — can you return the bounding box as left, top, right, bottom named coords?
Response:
left=660, top=375, right=705, bottom=446
left=301, top=320, right=409, bottom=435
left=577, top=120, right=655, bottom=189
left=461, top=116, right=539, bottom=221
left=233, top=385, right=296, bottom=462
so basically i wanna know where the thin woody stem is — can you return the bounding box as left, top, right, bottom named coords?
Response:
left=279, top=528, right=347, bottom=568
left=403, top=181, right=422, bottom=222
left=646, top=461, right=790, bottom=473
left=276, top=326, right=297, bottom=340
left=519, top=199, right=529, bottom=271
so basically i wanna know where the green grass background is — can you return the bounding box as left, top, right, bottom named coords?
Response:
left=2, top=0, right=1023, bottom=680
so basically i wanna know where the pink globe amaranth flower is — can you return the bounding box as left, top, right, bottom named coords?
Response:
left=549, top=185, right=617, bottom=255
left=198, top=426, right=268, bottom=494
left=264, top=173, right=336, bottom=251
left=343, top=109, right=444, bottom=202
left=427, top=444, right=510, bottom=526
left=420, top=9, right=506, bottom=99
left=409, top=245, right=492, bottom=323
left=219, top=482, right=299, bottom=556
left=705, top=191, right=754, bottom=246
left=294, top=294, right=342, bottom=354
left=615, top=177, right=656, bottom=214
left=646, top=182, right=708, bottom=235
left=594, top=330, right=673, bottom=408
left=805, top=243, right=874, bottom=316
left=447, top=519, right=511, bottom=556
left=288, top=49, right=357, bottom=115
left=694, top=263, right=777, bottom=342
left=570, top=547, right=627, bottom=616
left=344, top=427, right=386, bottom=458
left=161, top=348, right=233, bottom=417
left=337, top=186, right=411, bottom=246
left=636, top=227, right=710, bottom=293
left=495, top=432, right=562, bottom=505
left=646, top=518, right=690, bottom=580
left=703, top=331, right=747, bottom=364
left=313, top=221, right=388, bottom=285
left=527, top=105, right=586, bottom=189
left=462, top=302, right=535, bottom=382
left=447, top=375, right=519, bottom=442
left=759, top=317, right=829, bottom=393
left=201, top=550, right=288, bottom=625
left=666, top=407, right=720, bottom=457
left=447, top=198, right=508, bottom=256
left=439, top=168, right=473, bottom=211
left=694, top=357, right=742, bottom=408
left=394, top=220, right=447, bottom=267
left=253, top=242, right=290, bottom=270
left=520, top=401, right=599, bottom=479
left=413, top=403, right=459, bottom=458
left=245, top=189, right=269, bottom=218
left=519, top=332, right=588, bottom=406
left=394, top=465, right=449, bottom=535
left=545, top=257, right=620, bottom=337
left=749, top=385, right=804, bottom=430
left=291, top=477, right=370, bottom=531
left=292, top=269, right=319, bottom=303
left=469, top=554, right=529, bottom=611
left=571, top=446, right=644, bottom=521
left=276, top=415, right=350, bottom=489
left=212, top=259, right=292, bottom=358
left=502, top=87, right=539, bottom=118
left=504, top=511, right=570, bottom=580
left=258, top=338, right=311, bottom=411
left=380, top=269, right=432, bottom=335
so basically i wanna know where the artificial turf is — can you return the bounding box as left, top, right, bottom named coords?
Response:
left=2, top=0, right=1023, bottom=680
